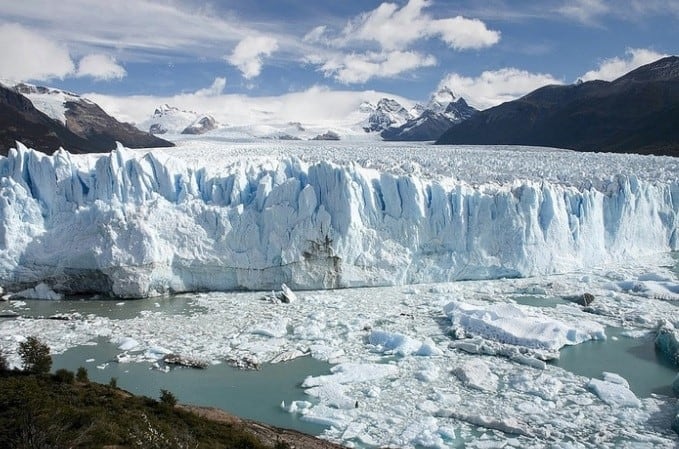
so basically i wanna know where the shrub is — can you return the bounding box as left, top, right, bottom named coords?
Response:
left=54, top=369, right=74, bottom=384
left=109, top=377, right=118, bottom=388
left=159, top=389, right=177, bottom=408
left=76, top=366, right=88, bottom=382
left=18, top=336, right=52, bottom=374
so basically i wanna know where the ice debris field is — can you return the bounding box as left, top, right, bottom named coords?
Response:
left=1, top=140, right=679, bottom=448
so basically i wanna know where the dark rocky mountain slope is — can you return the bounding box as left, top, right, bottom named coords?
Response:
left=0, top=83, right=173, bottom=156
left=436, top=56, right=679, bottom=156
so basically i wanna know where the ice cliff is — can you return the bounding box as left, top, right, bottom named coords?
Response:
left=0, top=144, right=677, bottom=298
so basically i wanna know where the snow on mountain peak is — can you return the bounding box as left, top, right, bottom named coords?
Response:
left=362, top=97, right=412, bottom=132
left=426, top=87, right=456, bottom=113
left=143, top=104, right=216, bottom=135
left=12, top=82, right=88, bottom=125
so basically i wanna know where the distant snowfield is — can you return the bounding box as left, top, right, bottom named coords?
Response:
left=154, top=138, right=679, bottom=187
left=1, top=139, right=678, bottom=447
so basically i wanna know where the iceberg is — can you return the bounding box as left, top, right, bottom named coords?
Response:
left=444, top=300, right=606, bottom=352
left=655, top=321, right=679, bottom=367
left=0, top=143, right=677, bottom=298
left=587, top=374, right=641, bottom=408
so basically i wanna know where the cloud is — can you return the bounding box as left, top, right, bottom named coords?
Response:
left=438, top=68, right=563, bottom=109
left=76, top=54, right=126, bottom=80
left=579, top=48, right=669, bottom=81
left=85, top=83, right=416, bottom=127
left=319, top=50, right=436, bottom=84
left=304, top=0, right=498, bottom=84
left=557, top=0, right=679, bottom=24
left=0, top=1, right=253, bottom=60
left=339, top=0, right=499, bottom=51
left=303, top=25, right=328, bottom=44
left=557, top=0, right=609, bottom=25
left=227, top=36, right=279, bottom=79
left=194, top=77, right=227, bottom=96
left=0, top=23, right=74, bottom=81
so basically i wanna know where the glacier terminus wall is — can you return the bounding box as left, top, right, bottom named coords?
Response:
left=0, top=143, right=677, bottom=298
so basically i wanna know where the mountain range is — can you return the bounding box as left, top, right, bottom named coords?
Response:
left=2, top=56, right=677, bottom=155
left=361, top=87, right=478, bottom=141
left=0, top=83, right=173, bottom=156
left=143, top=104, right=218, bottom=135
left=436, top=56, right=679, bottom=156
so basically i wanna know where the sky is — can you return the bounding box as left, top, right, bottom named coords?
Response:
left=0, top=0, right=677, bottom=123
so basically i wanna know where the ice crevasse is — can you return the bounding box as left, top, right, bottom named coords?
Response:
left=0, top=144, right=677, bottom=298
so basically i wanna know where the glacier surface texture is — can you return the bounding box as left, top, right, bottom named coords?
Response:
left=0, top=142, right=677, bottom=298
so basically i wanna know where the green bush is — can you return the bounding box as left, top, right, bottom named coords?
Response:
left=108, top=377, right=117, bottom=388
left=159, top=389, right=177, bottom=408
left=18, top=336, right=52, bottom=374
left=76, top=366, right=88, bottom=382
left=54, top=369, right=74, bottom=384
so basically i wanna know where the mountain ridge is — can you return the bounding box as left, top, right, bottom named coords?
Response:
left=436, top=56, right=679, bottom=156
left=0, top=82, right=173, bottom=156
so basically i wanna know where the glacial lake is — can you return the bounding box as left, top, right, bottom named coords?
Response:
left=2, top=255, right=677, bottom=444
left=51, top=338, right=331, bottom=436
left=2, top=290, right=675, bottom=440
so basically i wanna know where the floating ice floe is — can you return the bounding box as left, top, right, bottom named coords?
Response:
left=444, top=300, right=606, bottom=355
left=587, top=372, right=641, bottom=408
left=262, top=283, right=298, bottom=303
left=368, top=329, right=442, bottom=356
left=116, top=336, right=140, bottom=351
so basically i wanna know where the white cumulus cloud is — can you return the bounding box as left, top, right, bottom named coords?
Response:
left=305, top=0, right=498, bottom=84
left=227, top=36, right=278, bottom=79
left=76, top=54, right=126, bottom=80
left=579, top=48, right=669, bottom=81
left=0, top=23, right=74, bottom=81
left=339, top=0, right=500, bottom=51
left=320, top=50, right=436, bottom=84
left=438, top=68, right=563, bottom=110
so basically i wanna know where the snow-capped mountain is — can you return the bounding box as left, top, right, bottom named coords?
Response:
left=181, top=115, right=218, bottom=135
left=143, top=104, right=218, bottom=135
left=382, top=88, right=477, bottom=141
left=381, top=109, right=457, bottom=141
left=361, top=98, right=413, bottom=133
left=0, top=82, right=173, bottom=155
left=426, top=86, right=457, bottom=115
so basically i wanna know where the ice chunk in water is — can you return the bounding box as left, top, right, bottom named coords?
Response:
left=587, top=374, right=640, bottom=408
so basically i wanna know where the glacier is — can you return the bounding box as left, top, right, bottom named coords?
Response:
left=0, top=141, right=677, bottom=298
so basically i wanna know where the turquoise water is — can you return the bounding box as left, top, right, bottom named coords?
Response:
left=51, top=339, right=331, bottom=436
left=3, top=294, right=207, bottom=319
left=1, top=295, right=331, bottom=436
left=513, top=293, right=677, bottom=398
left=554, top=327, right=678, bottom=397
